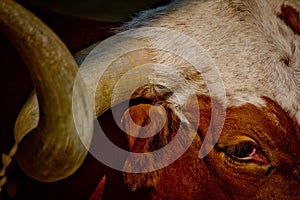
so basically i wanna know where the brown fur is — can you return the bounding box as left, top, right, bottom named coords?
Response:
left=279, top=4, right=300, bottom=36
left=117, top=95, right=300, bottom=199
left=103, top=2, right=300, bottom=197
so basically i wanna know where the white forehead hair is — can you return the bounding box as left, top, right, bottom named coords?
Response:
left=120, top=0, right=300, bottom=123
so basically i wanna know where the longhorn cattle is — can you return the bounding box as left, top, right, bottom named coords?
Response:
left=0, top=0, right=299, bottom=199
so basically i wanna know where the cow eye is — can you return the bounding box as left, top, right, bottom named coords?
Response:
left=231, top=143, right=257, bottom=159
left=224, top=142, right=261, bottom=161
left=220, top=140, right=270, bottom=165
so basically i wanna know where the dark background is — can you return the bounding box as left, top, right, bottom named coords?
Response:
left=19, top=0, right=169, bottom=21
left=0, top=1, right=169, bottom=199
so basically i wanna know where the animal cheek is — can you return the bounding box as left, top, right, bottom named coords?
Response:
left=204, top=150, right=269, bottom=199
left=254, top=175, right=300, bottom=200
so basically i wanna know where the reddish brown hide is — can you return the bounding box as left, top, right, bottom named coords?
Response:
left=101, top=96, right=300, bottom=200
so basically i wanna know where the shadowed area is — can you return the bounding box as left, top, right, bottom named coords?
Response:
left=0, top=1, right=169, bottom=199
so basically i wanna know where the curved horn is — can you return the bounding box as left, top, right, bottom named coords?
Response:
left=0, top=0, right=93, bottom=182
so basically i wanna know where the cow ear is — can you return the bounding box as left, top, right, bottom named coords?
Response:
left=121, top=103, right=180, bottom=191
left=278, top=3, right=300, bottom=35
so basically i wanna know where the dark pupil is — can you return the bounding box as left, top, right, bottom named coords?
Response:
left=233, top=143, right=254, bottom=158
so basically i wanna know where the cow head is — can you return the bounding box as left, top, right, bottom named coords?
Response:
left=0, top=0, right=299, bottom=199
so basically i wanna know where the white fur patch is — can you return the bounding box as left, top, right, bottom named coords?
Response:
left=117, top=0, right=300, bottom=124
left=76, top=0, right=300, bottom=125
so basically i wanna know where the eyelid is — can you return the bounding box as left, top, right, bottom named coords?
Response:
left=220, top=142, right=269, bottom=165
left=216, top=140, right=256, bottom=151
left=216, top=135, right=257, bottom=149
